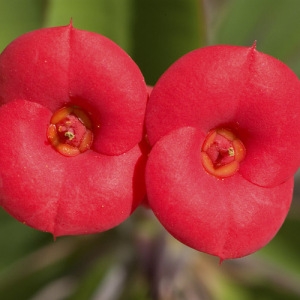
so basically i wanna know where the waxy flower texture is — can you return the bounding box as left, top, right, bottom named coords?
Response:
left=0, top=24, right=148, bottom=237
left=0, top=25, right=300, bottom=260
left=145, top=44, right=300, bottom=259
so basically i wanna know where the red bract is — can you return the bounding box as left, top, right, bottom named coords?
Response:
left=145, top=44, right=300, bottom=259
left=0, top=24, right=148, bottom=236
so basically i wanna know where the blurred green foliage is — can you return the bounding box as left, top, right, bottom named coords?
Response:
left=0, top=0, right=300, bottom=299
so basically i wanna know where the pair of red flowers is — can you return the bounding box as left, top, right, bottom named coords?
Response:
left=0, top=24, right=299, bottom=260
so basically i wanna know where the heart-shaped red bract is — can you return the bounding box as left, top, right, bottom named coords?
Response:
left=0, top=24, right=148, bottom=236
left=145, top=44, right=300, bottom=259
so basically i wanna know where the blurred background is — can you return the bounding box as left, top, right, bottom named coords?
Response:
left=1, top=0, right=300, bottom=299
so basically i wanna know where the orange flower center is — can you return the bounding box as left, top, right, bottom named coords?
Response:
left=201, top=128, right=246, bottom=178
left=47, top=106, right=93, bottom=157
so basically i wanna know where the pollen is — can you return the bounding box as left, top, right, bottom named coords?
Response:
left=64, top=131, right=75, bottom=140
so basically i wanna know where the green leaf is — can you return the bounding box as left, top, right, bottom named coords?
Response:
left=44, top=0, right=133, bottom=52
left=0, top=0, right=47, bottom=52
left=130, top=0, right=206, bottom=85
left=212, top=0, right=300, bottom=76
left=0, top=209, right=51, bottom=270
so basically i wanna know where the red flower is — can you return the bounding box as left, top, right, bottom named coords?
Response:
left=145, top=44, right=300, bottom=259
left=0, top=24, right=148, bottom=237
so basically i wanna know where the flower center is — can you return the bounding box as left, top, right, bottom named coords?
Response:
left=47, top=106, right=93, bottom=157
left=201, top=128, right=246, bottom=178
